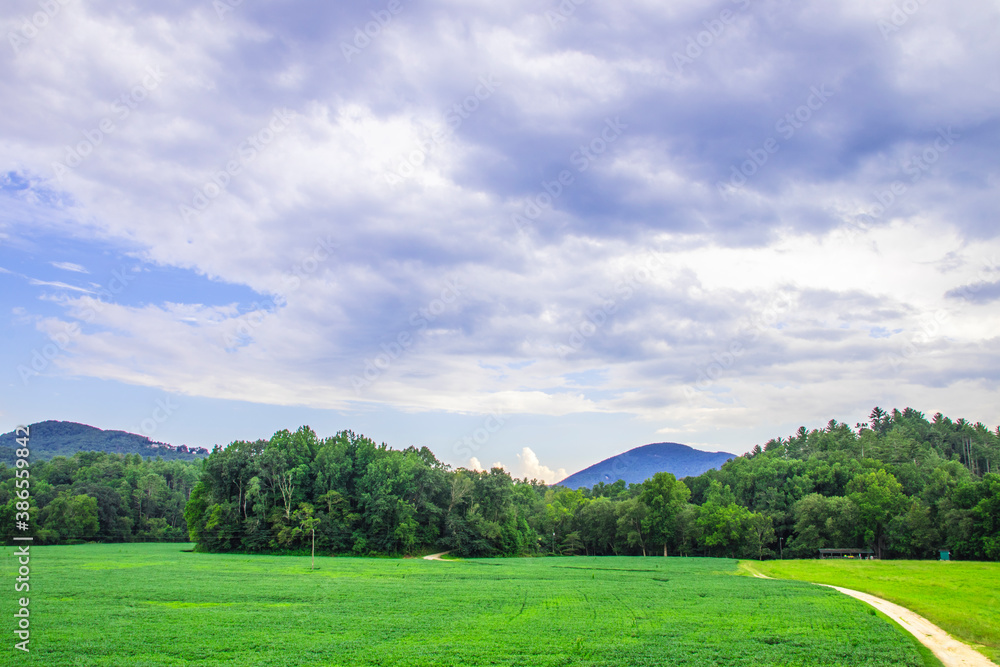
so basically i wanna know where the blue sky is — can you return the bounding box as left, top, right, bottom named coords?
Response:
left=2, top=0, right=999, bottom=482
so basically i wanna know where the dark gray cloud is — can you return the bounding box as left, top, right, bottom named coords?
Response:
left=946, top=280, right=1000, bottom=304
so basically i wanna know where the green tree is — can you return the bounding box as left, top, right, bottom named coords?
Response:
left=888, top=499, right=939, bottom=558
left=971, top=474, right=1000, bottom=559
left=848, top=469, right=909, bottom=558
left=787, top=493, right=858, bottom=557
left=576, top=497, right=617, bottom=555
left=184, top=481, right=211, bottom=543
left=40, top=492, right=99, bottom=542
left=616, top=497, right=648, bottom=556
left=744, top=512, right=775, bottom=560
left=639, top=472, right=692, bottom=556
left=293, top=503, right=321, bottom=569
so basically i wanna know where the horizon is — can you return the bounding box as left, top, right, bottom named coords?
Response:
left=3, top=416, right=735, bottom=466
left=3, top=1, right=999, bottom=483
left=4, top=409, right=987, bottom=486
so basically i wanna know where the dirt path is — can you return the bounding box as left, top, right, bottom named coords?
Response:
left=746, top=566, right=994, bottom=667
left=425, top=558, right=992, bottom=665
left=819, top=584, right=996, bottom=667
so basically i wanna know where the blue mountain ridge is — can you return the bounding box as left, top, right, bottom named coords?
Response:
left=557, top=442, right=735, bottom=488
left=0, top=420, right=209, bottom=464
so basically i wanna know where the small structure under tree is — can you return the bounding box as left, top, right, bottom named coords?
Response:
left=818, top=548, right=875, bottom=559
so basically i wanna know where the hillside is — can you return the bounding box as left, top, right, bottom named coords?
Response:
left=557, top=442, right=735, bottom=488
left=0, top=420, right=209, bottom=464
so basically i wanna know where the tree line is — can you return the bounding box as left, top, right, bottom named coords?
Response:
left=3, top=407, right=997, bottom=560
left=180, top=408, right=999, bottom=560
left=0, top=451, right=200, bottom=543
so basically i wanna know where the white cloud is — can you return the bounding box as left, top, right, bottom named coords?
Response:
left=467, top=457, right=504, bottom=472
left=516, top=447, right=567, bottom=484
left=50, top=261, right=88, bottom=273
left=28, top=278, right=94, bottom=294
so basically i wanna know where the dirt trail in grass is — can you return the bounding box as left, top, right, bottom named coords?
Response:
left=423, top=551, right=451, bottom=560
left=748, top=567, right=994, bottom=667
left=820, top=585, right=996, bottom=667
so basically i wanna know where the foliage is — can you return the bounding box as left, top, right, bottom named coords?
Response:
left=848, top=469, right=909, bottom=559
left=0, top=451, right=200, bottom=544
left=182, top=408, right=1000, bottom=561
left=696, top=409, right=1000, bottom=561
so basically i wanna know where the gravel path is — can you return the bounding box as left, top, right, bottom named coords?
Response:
left=423, top=551, right=451, bottom=561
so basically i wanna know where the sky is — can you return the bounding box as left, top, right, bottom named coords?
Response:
left=1, top=0, right=999, bottom=483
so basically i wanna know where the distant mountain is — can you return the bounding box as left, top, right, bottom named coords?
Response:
left=558, top=442, right=735, bottom=488
left=0, top=420, right=209, bottom=464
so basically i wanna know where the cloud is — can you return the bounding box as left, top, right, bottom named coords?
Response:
left=1, top=0, right=999, bottom=449
left=50, top=261, right=89, bottom=273
left=468, top=457, right=504, bottom=472
left=946, top=280, right=1000, bottom=305
left=27, top=278, right=94, bottom=294
left=517, top=447, right=567, bottom=484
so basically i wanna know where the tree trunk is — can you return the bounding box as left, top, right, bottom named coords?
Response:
left=664, top=544, right=668, bottom=557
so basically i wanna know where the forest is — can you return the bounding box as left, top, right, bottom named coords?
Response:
left=0, top=451, right=199, bottom=543
left=2, top=407, right=998, bottom=560
left=180, top=407, right=999, bottom=560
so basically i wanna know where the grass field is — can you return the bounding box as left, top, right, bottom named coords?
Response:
left=751, top=559, right=1000, bottom=663
left=1, top=544, right=941, bottom=666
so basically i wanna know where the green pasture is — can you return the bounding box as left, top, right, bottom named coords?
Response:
left=1, top=544, right=942, bottom=666
left=751, top=558, right=1000, bottom=663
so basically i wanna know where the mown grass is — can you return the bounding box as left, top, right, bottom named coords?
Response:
left=751, top=559, right=1000, bottom=663
left=1, top=544, right=935, bottom=666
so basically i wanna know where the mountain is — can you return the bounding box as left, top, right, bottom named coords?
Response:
left=557, top=442, right=735, bottom=488
left=0, top=420, right=210, bottom=464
